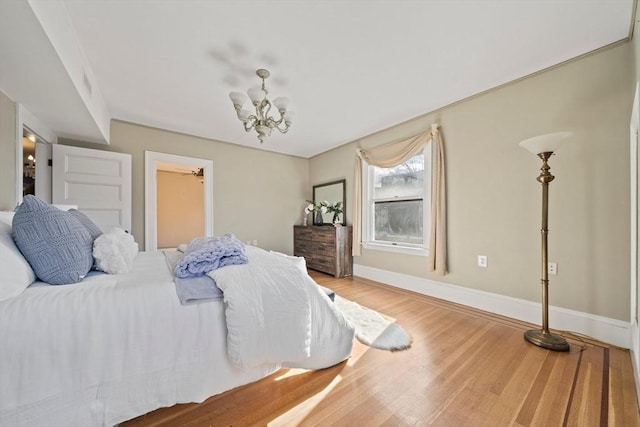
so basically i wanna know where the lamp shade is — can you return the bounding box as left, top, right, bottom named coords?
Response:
left=247, top=86, right=265, bottom=104
left=229, top=92, right=247, bottom=107
left=273, top=97, right=290, bottom=111
left=283, top=111, right=295, bottom=125
left=519, top=132, right=572, bottom=155
left=238, top=109, right=252, bottom=122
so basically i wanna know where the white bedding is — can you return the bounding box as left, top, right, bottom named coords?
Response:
left=0, top=251, right=353, bottom=426
left=211, top=246, right=354, bottom=369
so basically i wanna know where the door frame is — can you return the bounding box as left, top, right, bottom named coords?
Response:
left=630, top=81, right=640, bottom=404
left=144, top=151, right=213, bottom=251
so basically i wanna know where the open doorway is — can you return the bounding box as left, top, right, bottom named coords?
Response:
left=21, top=127, right=52, bottom=202
left=144, top=151, right=213, bottom=251
left=156, top=162, right=205, bottom=249
left=15, top=105, right=57, bottom=207
left=22, top=131, right=36, bottom=197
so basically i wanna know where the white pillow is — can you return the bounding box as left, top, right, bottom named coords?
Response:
left=0, top=211, right=14, bottom=227
left=0, top=222, right=36, bottom=301
left=93, top=228, right=139, bottom=274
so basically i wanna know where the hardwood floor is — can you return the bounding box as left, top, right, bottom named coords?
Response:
left=124, top=272, right=640, bottom=426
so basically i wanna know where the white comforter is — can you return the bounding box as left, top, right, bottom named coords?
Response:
left=0, top=251, right=354, bottom=427
left=210, top=246, right=354, bottom=369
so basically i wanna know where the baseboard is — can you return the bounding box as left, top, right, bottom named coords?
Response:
left=631, top=321, right=640, bottom=404
left=353, top=264, right=630, bottom=348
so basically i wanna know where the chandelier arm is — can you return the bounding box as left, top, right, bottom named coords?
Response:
left=258, top=99, right=272, bottom=122
left=242, top=115, right=258, bottom=132
left=266, top=116, right=290, bottom=133
left=275, top=122, right=290, bottom=134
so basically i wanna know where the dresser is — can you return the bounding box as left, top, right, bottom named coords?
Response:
left=293, top=225, right=353, bottom=278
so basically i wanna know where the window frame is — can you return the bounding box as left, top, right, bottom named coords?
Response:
left=361, top=146, right=432, bottom=256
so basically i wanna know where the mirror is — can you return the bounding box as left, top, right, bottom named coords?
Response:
left=312, top=179, right=346, bottom=225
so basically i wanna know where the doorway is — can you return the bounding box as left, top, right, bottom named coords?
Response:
left=20, top=126, right=52, bottom=203
left=144, top=151, right=213, bottom=251
left=156, top=163, right=205, bottom=248
left=15, top=105, right=57, bottom=207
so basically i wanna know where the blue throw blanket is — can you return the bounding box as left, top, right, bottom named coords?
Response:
left=174, top=234, right=248, bottom=278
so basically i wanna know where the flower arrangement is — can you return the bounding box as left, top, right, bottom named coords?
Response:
left=326, top=201, right=343, bottom=216
left=304, top=200, right=342, bottom=226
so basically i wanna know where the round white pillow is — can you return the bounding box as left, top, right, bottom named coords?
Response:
left=93, top=228, right=139, bottom=274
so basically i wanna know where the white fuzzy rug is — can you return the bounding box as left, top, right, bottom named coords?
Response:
left=334, top=295, right=412, bottom=351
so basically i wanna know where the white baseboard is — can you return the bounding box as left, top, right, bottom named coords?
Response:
left=353, top=264, right=630, bottom=349
left=631, top=321, right=640, bottom=404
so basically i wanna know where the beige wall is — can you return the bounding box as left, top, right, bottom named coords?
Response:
left=0, top=91, right=16, bottom=211
left=311, top=42, right=633, bottom=321
left=0, top=40, right=633, bottom=322
left=157, top=170, right=205, bottom=249
left=62, top=120, right=310, bottom=254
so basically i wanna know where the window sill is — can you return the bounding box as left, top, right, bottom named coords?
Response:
left=362, top=242, right=429, bottom=257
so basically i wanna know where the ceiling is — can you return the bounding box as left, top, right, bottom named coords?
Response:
left=0, top=1, right=635, bottom=158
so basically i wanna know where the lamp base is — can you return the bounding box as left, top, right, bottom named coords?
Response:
left=524, top=329, right=570, bottom=352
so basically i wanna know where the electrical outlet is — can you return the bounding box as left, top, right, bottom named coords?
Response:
left=477, top=255, right=488, bottom=268
left=548, top=262, right=558, bottom=275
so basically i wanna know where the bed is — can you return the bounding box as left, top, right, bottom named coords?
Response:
left=0, top=200, right=355, bottom=426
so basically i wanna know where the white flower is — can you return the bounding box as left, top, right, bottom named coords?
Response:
left=320, top=206, right=328, bottom=214
left=304, top=204, right=315, bottom=214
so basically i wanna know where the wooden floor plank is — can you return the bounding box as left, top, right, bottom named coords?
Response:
left=123, top=272, right=640, bottom=426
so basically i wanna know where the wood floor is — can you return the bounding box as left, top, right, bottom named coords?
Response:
left=124, top=272, right=640, bottom=426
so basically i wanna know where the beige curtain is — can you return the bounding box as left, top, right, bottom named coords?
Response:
left=353, top=123, right=447, bottom=275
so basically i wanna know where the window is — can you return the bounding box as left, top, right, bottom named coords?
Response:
left=362, top=149, right=431, bottom=255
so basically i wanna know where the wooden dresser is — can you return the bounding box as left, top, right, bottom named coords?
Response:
left=293, top=225, right=353, bottom=278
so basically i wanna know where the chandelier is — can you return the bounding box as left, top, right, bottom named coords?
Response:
left=229, top=69, right=294, bottom=143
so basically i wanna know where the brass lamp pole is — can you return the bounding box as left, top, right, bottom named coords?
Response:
left=519, top=132, right=572, bottom=352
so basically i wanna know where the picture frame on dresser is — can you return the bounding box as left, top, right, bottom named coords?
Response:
left=312, top=179, right=346, bottom=226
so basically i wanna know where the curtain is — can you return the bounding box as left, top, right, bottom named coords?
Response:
left=352, top=123, right=447, bottom=275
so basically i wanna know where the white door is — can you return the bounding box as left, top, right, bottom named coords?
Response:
left=52, top=144, right=132, bottom=232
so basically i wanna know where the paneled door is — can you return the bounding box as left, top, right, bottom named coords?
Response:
left=52, top=144, right=131, bottom=232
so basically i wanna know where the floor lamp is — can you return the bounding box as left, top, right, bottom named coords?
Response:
left=519, top=132, right=572, bottom=352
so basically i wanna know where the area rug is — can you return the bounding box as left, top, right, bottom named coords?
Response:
left=334, top=295, right=412, bottom=351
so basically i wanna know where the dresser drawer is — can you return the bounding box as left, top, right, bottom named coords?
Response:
left=293, top=225, right=352, bottom=278
left=294, top=226, right=314, bottom=241
left=307, top=255, right=336, bottom=275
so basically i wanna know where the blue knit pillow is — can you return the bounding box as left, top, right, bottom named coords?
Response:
left=12, top=195, right=93, bottom=285
left=68, top=209, right=103, bottom=241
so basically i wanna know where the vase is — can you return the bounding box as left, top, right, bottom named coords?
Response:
left=332, top=212, right=340, bottom=224
left=314, top=211, right=324, bottom=226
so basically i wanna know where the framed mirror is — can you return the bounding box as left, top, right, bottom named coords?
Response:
left=313, top=179, right=346, bottom=225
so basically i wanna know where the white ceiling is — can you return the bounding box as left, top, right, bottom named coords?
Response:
left=0, top=1, right=635, bottom=158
